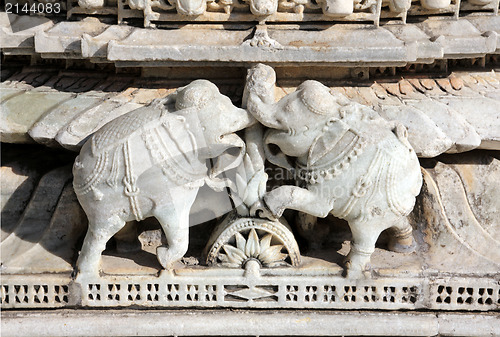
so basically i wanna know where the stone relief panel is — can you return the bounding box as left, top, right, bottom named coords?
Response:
left=73, top=80, right=256, bottom=278
left=244, top=64, right=423, bottom=277
left=59, top=0, right=499, bottom=26
left=1, top=62, right=499, bottom=312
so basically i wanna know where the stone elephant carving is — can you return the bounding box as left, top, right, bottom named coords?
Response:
left=74, top=80, right=256, bottom=276
left=244, top=64, right=422, bottom=278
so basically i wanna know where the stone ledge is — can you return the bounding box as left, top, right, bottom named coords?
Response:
left=2, top=13, right=500, bottom=67
left=2, top=309, right=499, bottom=336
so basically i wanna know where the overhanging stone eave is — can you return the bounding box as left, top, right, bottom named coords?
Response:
left=106, top=46, right=412, bottom=64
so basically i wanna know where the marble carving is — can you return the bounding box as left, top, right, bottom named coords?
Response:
left=73, top=80, right=256, bottom=276
left=244, top=64, right=423, bottom=277
left=73, top=63, right=423, bottom=279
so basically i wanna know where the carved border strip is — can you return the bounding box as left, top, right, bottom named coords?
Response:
left=2, top=274, right=498, bottom=311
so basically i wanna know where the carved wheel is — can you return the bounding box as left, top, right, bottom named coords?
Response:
left=204, top=213, right=301, bottom=268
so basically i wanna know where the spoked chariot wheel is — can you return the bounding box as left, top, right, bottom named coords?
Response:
left=204, top=212, right=301, bottom=269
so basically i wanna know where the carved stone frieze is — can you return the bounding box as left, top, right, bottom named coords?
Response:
left=1, top=2, right=499, bottom=330
left=11, top=0, right=494, bottom=27
left=1, top=64, right=499, bottom=315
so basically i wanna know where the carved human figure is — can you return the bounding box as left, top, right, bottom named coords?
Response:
left=74, top=80, right=256, bottom=276
left=244, top=64, right=422, bottom=278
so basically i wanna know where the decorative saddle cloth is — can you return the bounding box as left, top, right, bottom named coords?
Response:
left=74, top=106, right=207, bottom=221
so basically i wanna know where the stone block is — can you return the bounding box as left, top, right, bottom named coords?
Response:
left=28, top=94, right=109, bottom=147
left=0, top=162, right=42, bottom=241
left=383, top=22, right=444, bottom=62
left=416, top=19, right=498, bottom=58
left=81, top=25, right=134, bottom=59
left=55, top=99, right=143, bottom=150
left=1, top=166, right=72, bottom=272
left=437, top=96, right=500, bottom=149
left=0, top=13, right=53, bottom=52
left=467, top=16, right=500, bottom=52
left=34, top=18, right=108, bottom=56
left=107, top=24, right=411, bottom=65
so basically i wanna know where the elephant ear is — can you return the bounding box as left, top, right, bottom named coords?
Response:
left=308, top=118, right=353, bottom=167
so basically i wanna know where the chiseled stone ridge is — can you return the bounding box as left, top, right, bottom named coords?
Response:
left=1, top=13, right=499, bottom=66
left=1, top=68, right=499, bottom=154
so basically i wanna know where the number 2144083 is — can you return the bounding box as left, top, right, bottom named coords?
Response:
left=5, top=1, right=62, bottom=15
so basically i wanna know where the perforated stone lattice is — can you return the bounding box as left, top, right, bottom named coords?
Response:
left=2, top=274, right=498, bottom=311
left=1, top=283, right=69, bottom=308
left=430, top=280, right=500, bottom=310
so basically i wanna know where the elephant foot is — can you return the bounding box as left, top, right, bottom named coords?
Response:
left=343, top=247, right=372, bottom=279
left=388, top=234, right=416, bottom=253
left=262, top=194, right=286, bottom=218
left=156, top=245, right=183, bottom=270
left=75, top=259, right=101, bottom=281
left=344, top=266, right=371, bottom=279
left=388, top=225, right=416, bottom=253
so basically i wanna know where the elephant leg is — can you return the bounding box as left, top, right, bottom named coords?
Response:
left=155, top=189, right=197, bottom=269
left=264, top=185, right=331, bottom=218
left=155, top=209, right=190, bottom=269
left=387, top=217, right=416, bottom=253
left=76, top=214, right=126, bottom=277
left=345, top=218, right=387, bottom=279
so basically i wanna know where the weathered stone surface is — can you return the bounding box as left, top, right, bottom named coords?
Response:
left=2, top=68, right=498, bottom=154
left=416, top=18, right=497, bottom=58
left=107, top=24, right=410, bottom=64
left=81, top=25, right=134, bottom=59
left=2, top=15, right=498, bottom=67
left=437, top=96, right=500, bottom=149
left=34, top=18, right=108, bottom=57
left=0, top=162, right=41, bottom=241
left=0, top=13, right=53, bottom=52
left=403, top=99, right=482, bottom=153
left=55, top=99, right=143, bottom=150
left=28, top=94, right=109, bottom=147
left=377, top=104, right=455, bottom=157
left=0, top=91, right=75, bottom=143
left=0, top=309, right=442, bottom=337
left=0, top=166, right=72, bottom=271
left=0, top=87, right=25, bottom=102
left=383, top=22, right=443, bottom=62
left=5, top=184, right=87, bottom=274
left=466, top=15, right=500, bottom=52
left=413, top=155, right=500, bottom=274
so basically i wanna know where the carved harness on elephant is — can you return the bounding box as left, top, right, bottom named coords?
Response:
left=337, top=136, right=418, bottom=220
left=294, top=117, right=416, bottom=220
left=141, top=112, right=207, bottom=188
left=295, top=118, right=366, bottom=185
left=74, top=107, right=206, bottom=221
